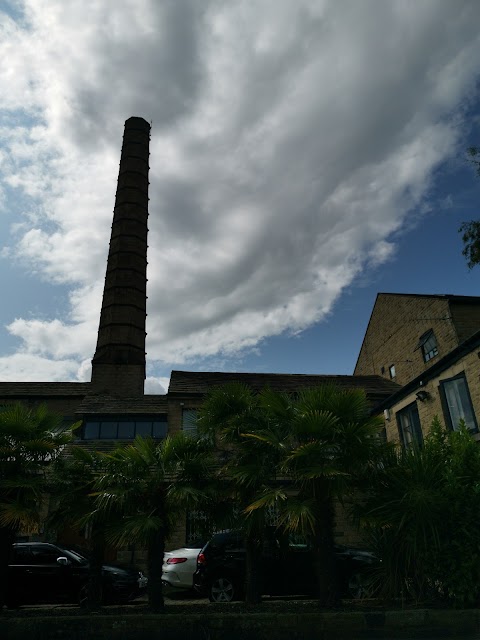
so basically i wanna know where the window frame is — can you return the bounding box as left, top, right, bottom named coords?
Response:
left=82, top=414, right=168, bottom=440
left=396, top=402, right=423, bottom=447
left=440, top=372, right=478, bottom=433
left=182, top=408, right=198, bottom=436
left=416, top=329, right=439, bottom=363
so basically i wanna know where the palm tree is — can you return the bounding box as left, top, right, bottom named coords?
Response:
left=92, top=432, right=215, bottom=612
left=246, top=385, right=386, bottom=606
left=48, top=446, right=107, bottom=609
left=197, top=383, right=292, bottom=604
left=0, top=403, right=74, bottom=608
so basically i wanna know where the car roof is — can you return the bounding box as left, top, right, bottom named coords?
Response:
left=13, top=542, right=57, bottom=546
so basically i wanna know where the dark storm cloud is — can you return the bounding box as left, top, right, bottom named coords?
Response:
left=64, top=0, right=211, bottom=149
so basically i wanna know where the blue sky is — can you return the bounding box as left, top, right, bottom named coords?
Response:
left=238, top=155, right=480, bottom=378
left=0, top=1, right=479, bottom=393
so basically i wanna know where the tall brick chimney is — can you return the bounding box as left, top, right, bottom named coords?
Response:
left=90, top=117, right=151, bottom=397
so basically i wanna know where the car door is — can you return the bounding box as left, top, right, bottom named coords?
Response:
left=26, top=544, right=71, bottom=603
left=8, top=545, right=35, bottom=603
left=262, top=531, right=315, bottom=596
left=283, top=535, right=315, bottom=596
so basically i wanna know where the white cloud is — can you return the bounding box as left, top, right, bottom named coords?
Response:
left=145, top=376, right=168, bottom=395
left=0, top=352, right=80, bottom=382
left=6, top=317, right=95, bottom=359
left=0, top=0, right=480, bottom=381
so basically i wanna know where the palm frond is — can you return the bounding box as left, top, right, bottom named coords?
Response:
left=104, top=514, right=167, bottom=548
left=291, top=410, right=340, bottom=441
left=276, top=497, right=317, bottom=536
left=0, top=500, right=40, bottom=531
left=0, top=402, right=76, bottom=536
left=244, top=487, right=287, bottom=514
left=241, top=429, right=287, bottom=452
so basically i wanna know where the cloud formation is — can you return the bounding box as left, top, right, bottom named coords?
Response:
left=1, top=0, right=480, bottom=384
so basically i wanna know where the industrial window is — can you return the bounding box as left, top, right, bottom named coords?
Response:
left=182, top=409, right=198, bottom=436
left=440, top=373, right=478, bottom=433
left=83, top=415, right=168, bottom=440
left=397, top=402, right=423, bottom=447
left=416, top=329, right=438, bottom=363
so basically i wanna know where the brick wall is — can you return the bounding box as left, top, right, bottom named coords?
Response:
left=449, top=301, right=480, bottom=343
left=355, top=295, right=460, bottom=386
left=90, top=364, right=145, bottom=397
left=0, top=396, right=84, bottom=419
left=383, top=350, right=480, bottom=443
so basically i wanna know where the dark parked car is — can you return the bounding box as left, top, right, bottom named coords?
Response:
left=7, top=542, right=147, bottom=607
left=193, top=530, right=377, bottom=602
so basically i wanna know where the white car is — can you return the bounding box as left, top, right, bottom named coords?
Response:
left=162, top=547, right=202, bottom=590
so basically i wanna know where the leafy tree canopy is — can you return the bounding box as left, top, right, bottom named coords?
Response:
left=459, top=147, right=480, bottom=269
left=359, top=418, right=480, bottom=607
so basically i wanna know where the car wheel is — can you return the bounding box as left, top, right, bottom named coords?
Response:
left=209, top=576, right=237, bottom=603
left=347, top=572, right=370, bottom=599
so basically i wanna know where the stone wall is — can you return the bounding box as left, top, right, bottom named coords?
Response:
left=355, top=295, right=460, bottom=386
left=384, top=349, right=480, bottom=442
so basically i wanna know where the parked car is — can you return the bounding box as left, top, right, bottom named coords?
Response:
left=193, top=530, right=377, bottom=602
left=7, top=542, right=147, bottom=607
left=162, top=546, right=203, bottom=590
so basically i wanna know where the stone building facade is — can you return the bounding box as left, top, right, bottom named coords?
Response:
left=355, top=293, right=480, bottom=446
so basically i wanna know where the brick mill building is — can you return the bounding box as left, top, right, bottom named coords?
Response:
left=1, top=118, right=479, bottom=551
left=355, top=293, right=480, bottom=446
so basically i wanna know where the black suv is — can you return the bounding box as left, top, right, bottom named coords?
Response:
left=7, top=542, right=147, bottom=607
left=193, top=530, right=377, bottom=602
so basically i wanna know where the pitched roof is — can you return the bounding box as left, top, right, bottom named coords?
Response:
left=168, top=370, right=400, bottom=405
left=376, top=293, right=480, bottom=303
left=0, top=382, right=90, bottom=398
left=75, top=394, right=168, bottom=415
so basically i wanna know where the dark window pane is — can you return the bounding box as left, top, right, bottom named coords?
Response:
left=118, top=421, right=135, bottom=439
left=225, top=536, right=244, bottom=552
left=152, top=421, right=167, bottom=438
left=99, top=422, right=118, bottom=439
left=135, top=421, right=152, bottom=437
left=417, top=329, right=438, bottom=363
left=397, top=403, right=423, bottom=447
left=416, top=330, right=432, bottom=349
left=12, top=547, right=31, bottom=563
left=423, top=334, right=438, bottom=362
left=30, top=545, right=61, bottom=564
left=84, top=422, right=100, bottom=439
